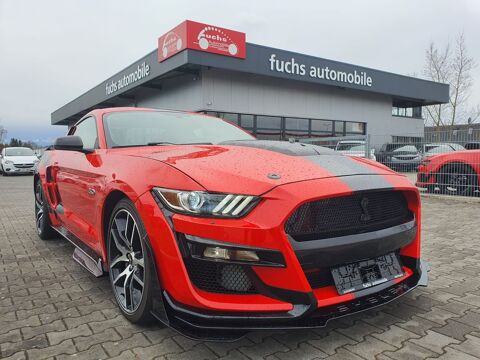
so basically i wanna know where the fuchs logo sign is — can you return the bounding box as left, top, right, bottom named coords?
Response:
left=158, top=20, right=246, bottom=62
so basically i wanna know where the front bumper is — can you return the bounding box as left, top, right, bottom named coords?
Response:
left=2, top=164, right=35, bottom=174
left=135, top=175, right=424, bottom=340
left=154, top=260, right=428, bottom=340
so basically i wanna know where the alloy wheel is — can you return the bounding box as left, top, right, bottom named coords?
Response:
left=109, top=209, right=146, bottom=313
left=35, top=182, right=45, bottom=233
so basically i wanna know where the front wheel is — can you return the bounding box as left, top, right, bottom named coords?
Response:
left=438, top=165, right=477, bottom=196
left=107, top=199, right=155, bottom=324
left=34, top=180, right=57, bottom=240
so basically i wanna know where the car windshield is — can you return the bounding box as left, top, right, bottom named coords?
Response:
left=103, top=111, right=255, bottom=148
left=425, top=144, right=454, bottom=155
left=392, top=145, right=419, bottom=153
left=336, top=143, right=365, bottom=151
left=5, top=148, right=34, bottom=156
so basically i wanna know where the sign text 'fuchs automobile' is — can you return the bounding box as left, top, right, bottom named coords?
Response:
left=158, top=20, right=246, bottom=62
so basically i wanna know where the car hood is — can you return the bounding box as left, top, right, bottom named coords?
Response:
left=128, top=140, right=396, bottom=195
left=3, top=155, right=38, bottom=164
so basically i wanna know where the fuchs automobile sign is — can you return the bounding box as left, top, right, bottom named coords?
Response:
left=158, top=20, right=246, bottom=62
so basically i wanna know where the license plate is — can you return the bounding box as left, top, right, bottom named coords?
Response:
left=331, top=253, right=404, bottom=295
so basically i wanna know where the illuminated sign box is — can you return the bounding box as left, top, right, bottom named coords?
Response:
left=158, top=20, right=246, bottom=62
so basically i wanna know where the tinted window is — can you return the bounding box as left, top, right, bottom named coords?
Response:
left=240, top=114, right=254, bottom=128
left=256, top=116, right=281, bottom=129
left=311, top=120, right=332, bottom=133
left=72, top=117, right=98, bottom=149
left=285, top=118, right=309, bottom=131
left=103, top=111, right=254, bottom=148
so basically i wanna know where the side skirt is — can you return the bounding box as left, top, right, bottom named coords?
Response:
left=52, top=225, right=104, bottom=277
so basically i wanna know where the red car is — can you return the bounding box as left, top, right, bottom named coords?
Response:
left=417, top=150, right=480, bottom=196
left=35, top=108, right=427, bottom=340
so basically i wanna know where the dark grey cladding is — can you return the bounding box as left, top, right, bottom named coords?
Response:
left=221, top=140, right=335, bottom=156
left=222, top=139, right=394, bottom=190
left=305, top=154, right=394, bottom=190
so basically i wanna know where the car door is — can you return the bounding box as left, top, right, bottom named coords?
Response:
left=54, top=117, right=104, bottom=249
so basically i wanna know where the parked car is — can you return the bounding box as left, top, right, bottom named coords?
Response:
left=0, top=147, right=39, bottom=175
left=35, top=107, right=427, bottom=340
left=376, top=143, right=422, bottom=171
left=335, top=140, right=376, bottom=160
left=416, top=150, right=480, bottom=196
left=464, top=142, right=480, bottom=150
left=423, top=143, right=465, bottom=156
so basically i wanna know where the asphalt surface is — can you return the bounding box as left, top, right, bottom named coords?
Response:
left=1, top=174, right=480, bottom=359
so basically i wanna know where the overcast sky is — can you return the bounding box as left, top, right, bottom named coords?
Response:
left=1, top=0, right=479, bottom=144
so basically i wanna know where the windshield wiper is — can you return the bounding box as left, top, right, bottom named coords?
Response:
left=146, top=142, right=176, bottom=146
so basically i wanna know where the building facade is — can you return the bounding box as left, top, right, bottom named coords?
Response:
left=52, top=21, right=449, bottom=149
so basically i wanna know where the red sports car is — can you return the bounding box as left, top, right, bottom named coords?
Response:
left=35, top=107, right=427, bottom=340
left=416, top=150, right=480, bottom=196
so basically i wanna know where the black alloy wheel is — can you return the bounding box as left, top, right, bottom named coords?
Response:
left=107, top=199, right=154, bottom=324
left=439, top=165, right=478, bottom=196
left=34, top=180, right=56, bottom=240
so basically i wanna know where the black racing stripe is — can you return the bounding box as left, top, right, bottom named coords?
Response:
left=220, top=140, right=335, bottom=156
left=339, top=175, right=394, bottom=192
left=304, top=155, right=393, bottom=191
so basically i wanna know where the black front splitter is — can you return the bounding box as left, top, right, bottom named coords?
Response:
left=152, top=260, right=428, bottom=341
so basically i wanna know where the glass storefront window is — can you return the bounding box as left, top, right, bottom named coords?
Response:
left=256, top=116, right=281, bottom=129
left=334, top=121, right=344, bottom=135
left=240, top=114, right=254, bottom=128
left=198, top=111, right=366, bottom=141
left=217, top=112, right=239, bottom=124
left=311, top=119, right=333, bottom=134
left=285, top=117, right=309, bottom=131
left=345, top=122, right=365, bottom=134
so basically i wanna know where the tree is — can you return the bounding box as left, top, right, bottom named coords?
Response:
left=0, top=125, right=6, bottom=145
left=423, top=33, right=479, bottom=127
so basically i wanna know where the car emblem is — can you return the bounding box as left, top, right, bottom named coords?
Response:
left=360, top=197, right=371, bottom=222
left=267, top=173, right=281, bottom=180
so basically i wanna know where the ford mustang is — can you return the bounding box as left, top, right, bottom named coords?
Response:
left=35, top=107, right=427, bottom=340
left=417, top=150, right=480, bottom=196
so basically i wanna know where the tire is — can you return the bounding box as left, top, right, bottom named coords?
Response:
left=438, top=164, right=478, bottom=196
left=107, top=198, right=155, bottom=324
left=34, top=180, right=57, bottom=239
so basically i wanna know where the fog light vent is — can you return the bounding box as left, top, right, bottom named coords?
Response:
left=220, top=265, right=253, bottom=292
left=184, top=258, right=257, bottom=294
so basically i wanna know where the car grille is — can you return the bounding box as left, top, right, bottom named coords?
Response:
left=184, top=258, right=258, bottom=295
left=13, top=163, right=34, bottom=168
left=285, top=191, right=412, bottom=241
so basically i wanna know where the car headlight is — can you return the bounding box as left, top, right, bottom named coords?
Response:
left=152, top=187, right=260, bottom=218
left=4, top=160, right=13, bottom=165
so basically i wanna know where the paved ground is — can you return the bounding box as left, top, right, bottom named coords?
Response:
left=1, top=175, right=480, bottom=360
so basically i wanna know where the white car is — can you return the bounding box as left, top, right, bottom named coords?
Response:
left=0, top=147, right=39, bottom=176
left=335, top=140, right=376, bottom=160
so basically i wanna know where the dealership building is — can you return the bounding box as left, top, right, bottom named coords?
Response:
left=52, top=20, right=449, bottom=148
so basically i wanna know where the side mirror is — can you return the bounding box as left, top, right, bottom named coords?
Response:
left=53, top=136, right=93, bottom=154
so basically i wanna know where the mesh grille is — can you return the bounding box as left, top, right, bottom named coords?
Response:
left=285, top=191, right=412, bottom=241
left=184, top=258, right=258, bottom=295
